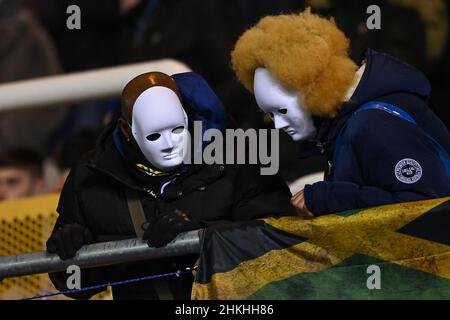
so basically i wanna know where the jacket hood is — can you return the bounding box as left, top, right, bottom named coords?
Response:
left=172, top=72, right=229, bottom=133
left=349, top=49, right=431, bottom=106
left=314, top=49, right=432, bottom=153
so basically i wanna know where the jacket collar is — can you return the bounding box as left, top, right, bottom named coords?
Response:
left=87, top=122, right=226, bottom=197
left=314, top=48, right=431, bottom=156
left=314, top=48, right=374, bottom=153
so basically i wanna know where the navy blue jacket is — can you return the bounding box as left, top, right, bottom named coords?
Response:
left=304, top=49, right=450, bottom=215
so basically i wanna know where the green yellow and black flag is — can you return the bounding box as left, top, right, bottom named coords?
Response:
left=192, top=197, right=450, bottom=300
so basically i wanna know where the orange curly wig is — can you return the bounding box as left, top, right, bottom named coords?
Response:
left=231, top=9, right=358, bottom=118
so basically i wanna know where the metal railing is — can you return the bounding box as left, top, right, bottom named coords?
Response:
left=0, top=59, right=191, bottom=112
left=0, top=230, right=202, bottom=279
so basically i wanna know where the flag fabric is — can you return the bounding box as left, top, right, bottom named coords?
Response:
left=192, top=197, right=450, bottom=300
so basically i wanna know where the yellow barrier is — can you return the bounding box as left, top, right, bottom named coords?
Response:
left=0, top=194, right=112, bottom=300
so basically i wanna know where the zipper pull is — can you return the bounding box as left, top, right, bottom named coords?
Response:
left=316, top=142, right=325, bottom=154
left=328, top=160, right=333, bottom=176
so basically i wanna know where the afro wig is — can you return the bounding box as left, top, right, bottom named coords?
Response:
left=231, top=9, right=358, bottom=118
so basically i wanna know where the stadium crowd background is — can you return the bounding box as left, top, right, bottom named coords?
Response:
left=0, top=0, right=449, bottom=203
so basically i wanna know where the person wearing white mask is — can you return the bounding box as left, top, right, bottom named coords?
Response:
left=232, top=9, right=450, bottom=217
left=253, top=67, right=318, bottom=143
left=120, top=85, right=190, bottom=174
left=46, top=71, right=296, bottom=300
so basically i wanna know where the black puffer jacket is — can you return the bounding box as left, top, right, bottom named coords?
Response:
left=48, top=122, right=296, bottom=300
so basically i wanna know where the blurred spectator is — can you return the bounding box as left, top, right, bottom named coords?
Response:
left=0, top=148, right=45, bottom=201
left=35, top=1, right=137, bottom=135
left=120, top=0, right=251, bottom=127
left=51, top=129, right=99, bottom=192
left=389, top=0, right=448, bottom=71
left=36, top=0, right=134, bottom=72
left=308, top=0, right=428, bottom=70
left=236, top=0, right=305, bottom=28
left=307, top=0, right=450, bottom=128
left=0, top=0, right=67, bottom=154
left=0, top=0, right=59, bottom=81
left=421, top=0, right=450, bottom=129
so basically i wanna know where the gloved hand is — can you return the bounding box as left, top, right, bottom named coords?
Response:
left=142, top=210, right=200, bottom=248
left=46, top=223, right=94, bottom=260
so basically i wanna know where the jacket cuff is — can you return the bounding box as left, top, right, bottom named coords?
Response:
left=303, top=184, right=315, bottom=215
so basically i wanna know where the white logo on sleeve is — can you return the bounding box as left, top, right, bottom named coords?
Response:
left=395, top=159, right=423, bottom=184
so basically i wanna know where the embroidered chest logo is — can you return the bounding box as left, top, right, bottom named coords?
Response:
left=395, top=159, right=423, bottom=184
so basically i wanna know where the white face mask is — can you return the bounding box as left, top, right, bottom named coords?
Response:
left=254, top=68, right=317, bottom=142
left=131, top=86, right=189, bottom=171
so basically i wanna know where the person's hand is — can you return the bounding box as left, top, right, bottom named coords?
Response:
left=46, top=224, right=94, bottom=260
left=291, top=190, right=315, bottom=219
left=142, top=210, right=200, bottom=248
